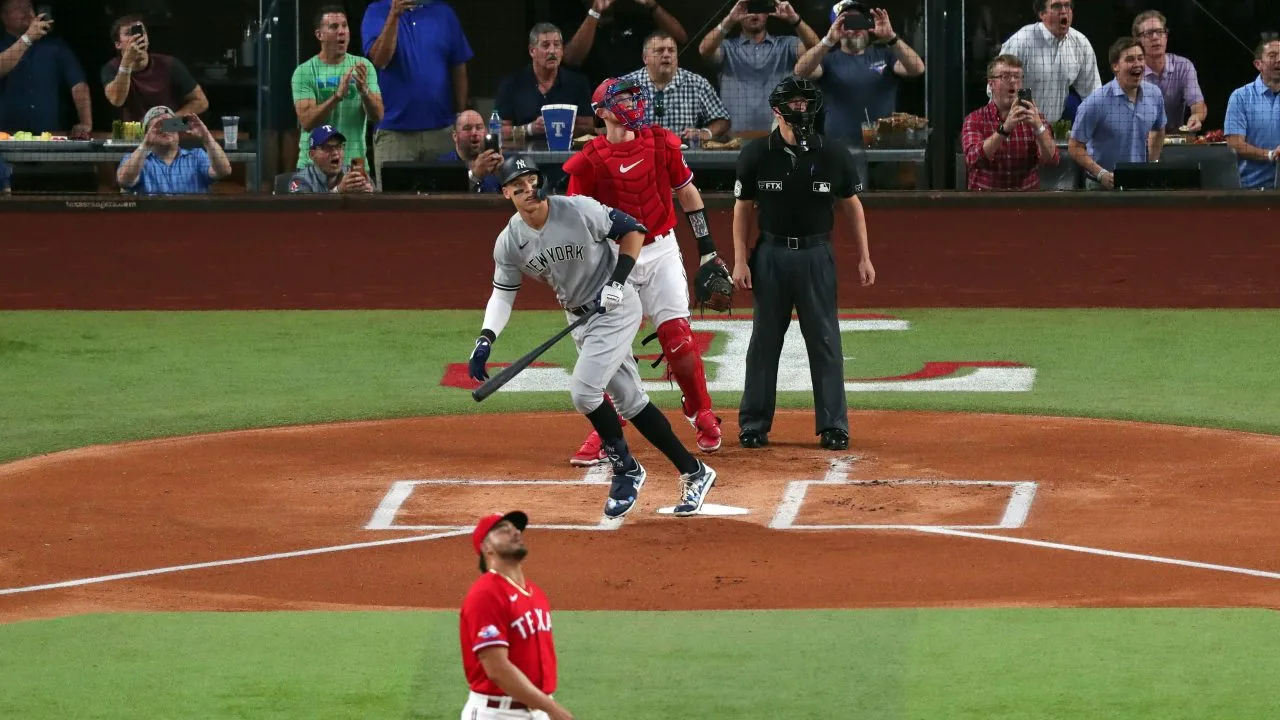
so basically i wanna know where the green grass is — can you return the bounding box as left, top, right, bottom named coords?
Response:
left=2, top=309, right=1279, bottom=462
left=1, top=610, right=1277, bottom=719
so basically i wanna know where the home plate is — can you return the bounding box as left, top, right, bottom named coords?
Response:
left=656, top=503, right=750, bottom=516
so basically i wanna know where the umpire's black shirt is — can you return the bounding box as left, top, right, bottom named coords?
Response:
left=733, top=130, right=863, bottom=235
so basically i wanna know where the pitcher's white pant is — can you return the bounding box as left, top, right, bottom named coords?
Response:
left=461, top=691, right=551, bottom=720
left=631, top=228, right=692, bottom=328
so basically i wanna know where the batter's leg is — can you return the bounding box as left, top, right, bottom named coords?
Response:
left=794, top=243, right=849, bottom=439
left=568, top=291, right=649, bottom=518
left=738, top=243, right=794, bottom=441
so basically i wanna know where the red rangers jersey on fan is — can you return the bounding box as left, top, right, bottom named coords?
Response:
left=459, top=571, right=558, bottom=695
left=562, top=126, right=694, bottom=244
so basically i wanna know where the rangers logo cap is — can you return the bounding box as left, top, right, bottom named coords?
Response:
left=472, top=510, right=529, bottom=554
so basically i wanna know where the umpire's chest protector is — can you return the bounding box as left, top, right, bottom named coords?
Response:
left=577, top=128, right=677, bottom=241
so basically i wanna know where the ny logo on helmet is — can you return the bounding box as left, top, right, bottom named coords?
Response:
left=516, top=160, right=527, bottom=169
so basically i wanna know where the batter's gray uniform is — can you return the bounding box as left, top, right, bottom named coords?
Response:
left=492, top=195, right=650, bottom=419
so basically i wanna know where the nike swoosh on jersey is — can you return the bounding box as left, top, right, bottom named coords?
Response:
left=509, top=594, right=519, bottom=602
left=619, top=160, right=644, bottom=173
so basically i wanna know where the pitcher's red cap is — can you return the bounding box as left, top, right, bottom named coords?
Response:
left=472, top=511, right=529, bottom=554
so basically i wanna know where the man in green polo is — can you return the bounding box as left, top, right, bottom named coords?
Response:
left=291, top=5, right=383, bottom=168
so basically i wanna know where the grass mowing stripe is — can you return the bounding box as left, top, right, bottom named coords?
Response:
left=2, top=309, right=1279, bottom=463
left=1, top=610, right=1278, bottom=719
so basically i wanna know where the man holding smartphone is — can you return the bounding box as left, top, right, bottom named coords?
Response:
left=288, top=125, right=373, bottom=194
left=0, top=0, right=93, bottom=138
left=960, top=54, right=1058, bottom=191
left=102, top=15, right=208, bottom=124
left=116, top=105, right=233, bottom=194
left=437, top=109, right=502, bottom=193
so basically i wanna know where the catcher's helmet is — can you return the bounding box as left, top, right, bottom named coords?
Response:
left=591, top=77, right=648, bottom=130
left=499, top=154, right=548, bottom=198
left=769, top=76, right=824, bottom=149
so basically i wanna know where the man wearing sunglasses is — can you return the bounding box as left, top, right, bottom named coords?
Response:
left=999, top=0, right=1101, bottom=123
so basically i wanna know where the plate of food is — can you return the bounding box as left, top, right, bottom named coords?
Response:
left=0, top=131, right=93, bottom=150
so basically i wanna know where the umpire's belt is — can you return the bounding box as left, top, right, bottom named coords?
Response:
left=566, top=300, right=600, bottom=317
left=761, top=231, right=831, bottom=250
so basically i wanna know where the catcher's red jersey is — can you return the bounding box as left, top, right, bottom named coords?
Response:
left=562, top=126, right=694, bottom=244
left=459, top=571, right=558, bottom=696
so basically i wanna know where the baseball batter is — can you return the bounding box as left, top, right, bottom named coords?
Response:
left=560, top=76, right=733, bottom=466
left=459, top=510, right=569, bottom=720
left=467, top=155, right=717, bottom=518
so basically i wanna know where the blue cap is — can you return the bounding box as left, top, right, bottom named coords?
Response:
left=309, top=125, right=346, bottom=149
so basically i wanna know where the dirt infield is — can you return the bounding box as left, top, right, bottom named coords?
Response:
left=2, top=410, right=1278, bottom=622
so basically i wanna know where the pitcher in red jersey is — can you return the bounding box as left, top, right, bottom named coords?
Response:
left=459, top=511, right=573, bottom=720
left=561, top=76, right=728, bottom=465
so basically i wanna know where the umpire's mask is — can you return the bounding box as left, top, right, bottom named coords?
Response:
left=769, top=76, right=824, bottom=150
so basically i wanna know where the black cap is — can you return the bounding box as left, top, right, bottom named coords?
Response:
left=499, top=155, right=543, bottom=187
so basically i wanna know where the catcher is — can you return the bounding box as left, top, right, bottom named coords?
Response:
left=560, top=77, right=733, bottom=465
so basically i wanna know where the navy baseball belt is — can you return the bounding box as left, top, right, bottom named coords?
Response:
left=760, top=231, right=831, bottom=250
left=566, top=300, right=601, bottom=317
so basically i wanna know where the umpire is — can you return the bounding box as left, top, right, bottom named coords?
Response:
left=731, top=76, right=876, bottom=451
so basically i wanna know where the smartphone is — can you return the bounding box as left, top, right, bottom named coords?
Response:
left=129, top=23, right=144, bottom=37
left=36, top=4, right=53, bottom=21
left=1017, top=88, right=1033, bottom=105
left=746, top=0, right=776, bottom=13
left=483, top=132, right=500, bottom=153
left=841, top=9, right=876, bottom=31
left=158, top=116, right=190, bottom=133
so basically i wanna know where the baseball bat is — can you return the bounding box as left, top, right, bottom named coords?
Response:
left=472, top=308, right=601, bottom=402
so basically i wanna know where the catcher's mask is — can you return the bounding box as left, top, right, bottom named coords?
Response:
left=769, top=76, right=824, bottom=150
left=592, top=77, right=648, bottom=131
left=499, top=154, right=548, bottom=200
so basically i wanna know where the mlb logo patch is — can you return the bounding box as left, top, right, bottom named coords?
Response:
left=477, top=625, right=501, bottom=640
left=813, top=182, right=831, bottom=193
left=288, top=179, right=300, bottom=192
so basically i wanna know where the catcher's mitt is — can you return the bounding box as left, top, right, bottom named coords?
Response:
left=694, top=258, right=734, bottom=312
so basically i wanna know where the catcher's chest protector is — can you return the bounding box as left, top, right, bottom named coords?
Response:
left=582, top=128, right=676, bottom=242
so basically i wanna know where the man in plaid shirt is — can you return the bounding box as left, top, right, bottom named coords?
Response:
left=961, top=54, right=1059, bottom=190
left=622, top=31, right=731, bottom=143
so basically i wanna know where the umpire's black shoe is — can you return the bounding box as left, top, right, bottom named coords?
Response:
left=739, top=431, right=769, bottom=449
left=819, top=428, right=849, bottom=451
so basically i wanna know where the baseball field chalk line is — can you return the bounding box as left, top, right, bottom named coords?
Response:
left=0, top=529, right=470, bottom=597
left=365, top=463, right=619, bottom=532
left=915, top=527, right=1280, bottom=581
left=768, top=456, right=1039, bottom=531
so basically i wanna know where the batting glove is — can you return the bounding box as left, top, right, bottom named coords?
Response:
left=468, top=336, right=492, bottom=382
left=600, top=281, right=626, bottom=312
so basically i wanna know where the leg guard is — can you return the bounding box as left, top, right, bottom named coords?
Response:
left=655, top=318, right=713, bottom=413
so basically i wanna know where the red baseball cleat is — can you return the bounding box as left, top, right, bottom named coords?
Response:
left=570, top=430, right=608, bottom=466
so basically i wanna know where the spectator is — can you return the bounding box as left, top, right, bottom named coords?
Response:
left=288, top=125, right=373, bottom=194
left=563, top=0, right=688, bottom=86
left=621, top=31, right=731, bottom=143
left=793, top=2, right=925, bottom=143
left=495, top=23, right=593, bottom=142
left=1224, top=40, right=1280, bottom=190
left=0, top=0, right=92, bottom=138
left=0, top=154, right=11, bottom=193
left=116, top=105, right=233, bottom=194
left=1068, top=37, right=1165, bottom=190
left=1133, top=10, right=1205, bottom=132
left=961, top=54, right=1059, bottom=190
left=362, top=0, right=472, bottom=187
left=438, top=108, right=502, bottom=193
left=293, top=6, right=383, bottom=170
left=101, top=15, right=208, bottom=124
left=698, top=1, right=821, bottom=133
left=999, top=0, right=1101, bottom=123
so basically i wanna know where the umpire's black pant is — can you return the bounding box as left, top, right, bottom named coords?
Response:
left=738, top=236, right=848, bottom=437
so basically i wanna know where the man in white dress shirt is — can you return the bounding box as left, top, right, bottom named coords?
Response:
left=999, top=0, right=1101, bottom=122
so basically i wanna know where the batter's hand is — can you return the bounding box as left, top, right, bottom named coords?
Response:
left=733, top=261, right=752, bottom=290
left=600, top=281, right=626, bottom=312
left=468, top=336, right=492, bottom=382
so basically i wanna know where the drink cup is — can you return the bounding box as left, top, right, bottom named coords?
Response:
left=221, top=115, right=240, bottom=150
left=541, top=104, right=577, bottom=151
left=861, top=121, right=876, bottom=148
